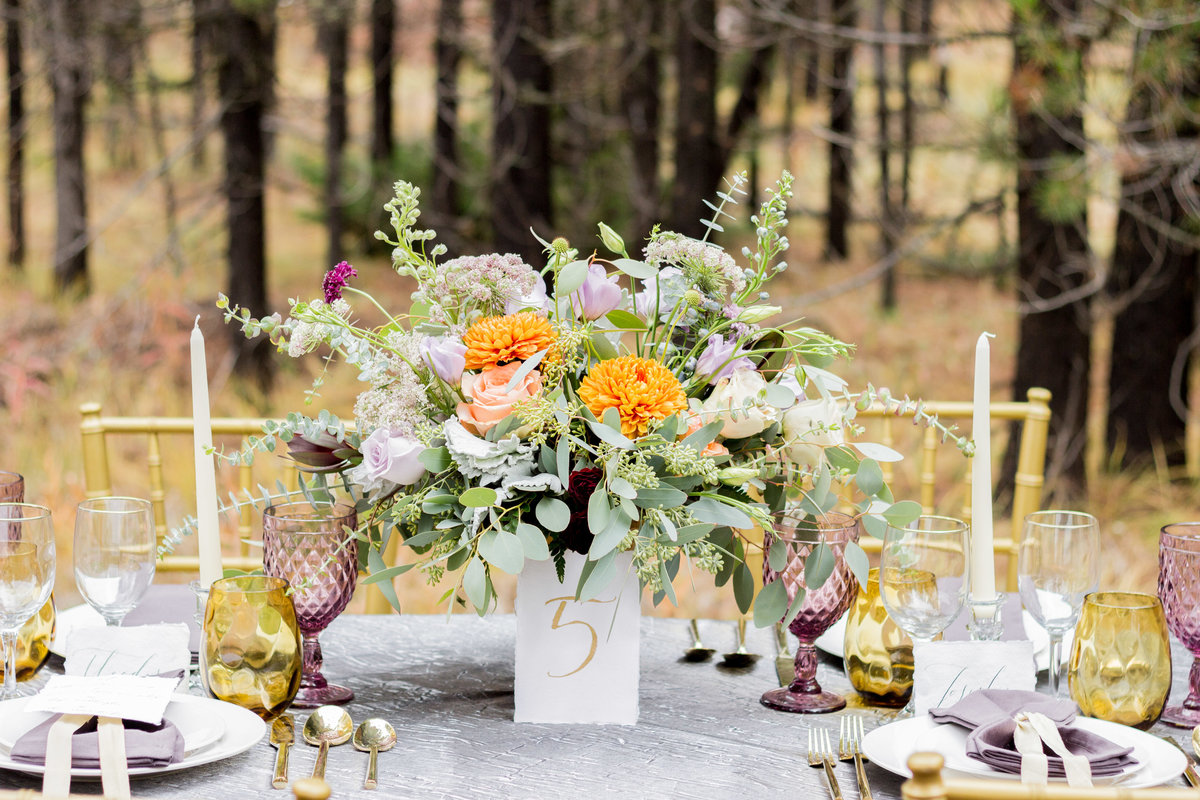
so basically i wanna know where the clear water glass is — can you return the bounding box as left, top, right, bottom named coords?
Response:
left=880, top=515, right=969, bottom=717
left=0, top=503, right=55, bottom=700
left=73, top=497, right=156, bottom=626
left=1017, top=510, right=1099, bottom=697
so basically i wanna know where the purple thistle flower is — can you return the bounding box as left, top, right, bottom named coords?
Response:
left=323, top=261, right=358, bottom=303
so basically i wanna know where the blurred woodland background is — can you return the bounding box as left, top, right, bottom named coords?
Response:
left=3, top=0, right=1200, bottom=610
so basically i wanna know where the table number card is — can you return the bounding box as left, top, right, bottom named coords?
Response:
left=28, top=675, right=179, bottom=725
left=913, top=640, right=1036, bottom=715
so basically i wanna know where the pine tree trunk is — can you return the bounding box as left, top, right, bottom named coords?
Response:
left=669, top=0, right=719, bottom=238
left=98, top=0, right=141, bottom=170
left=874, top=0, right=896, bottom=309
left=214, top=0, right=275, bottom=389
left=190, top=0, right=207, bottom=169
left=49, top=0, right=89, bottom=293
left=6, top=0, right=23, bottom=268
left=1007, top=0, right=1091, bottom=487
left=321, top=4, right=349, bottom=268
left=491, top=0, right=552, bottom=266
left=621, top=0, right=661, bottom=241
left=433, top=0, right=461, bottom=223
left=369, top=0, right=394, bottom=223
left=824, top=0, right=856, bottom=261
left=1104, top=31, right=1200, bottom=468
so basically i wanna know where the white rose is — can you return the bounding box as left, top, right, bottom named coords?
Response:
left=699, top=368, right=778, bottom=439
left=781, top=397, right=845, bottom=466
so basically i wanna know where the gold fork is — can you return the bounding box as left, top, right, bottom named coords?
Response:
left=808, top=728, right=844, bottom=800
left=839, top=717, right=873, bottom=800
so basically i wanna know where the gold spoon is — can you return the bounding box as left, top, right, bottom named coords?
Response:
left=352, top=718, right=396, bottom=790
left=302, top=706, right=353, bottom=780
left=1192, top=725, right=1200, bottom=760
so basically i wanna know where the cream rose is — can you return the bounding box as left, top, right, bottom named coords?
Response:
left=781, top=397, right=845, bottom=466
left=698, top=368, right=778, bottom=439
left=456, top=361, right=542, bottom=436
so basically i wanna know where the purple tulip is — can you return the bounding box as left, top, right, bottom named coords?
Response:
left=567, top=263, right=623, bottom=320
left=505, top=280, right=551, bottom=315
left=422, top=336, right=467, bottom=385
left=696, top=335, right=754, bottom=384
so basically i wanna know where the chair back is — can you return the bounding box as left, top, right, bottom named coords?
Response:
left=851, top=387, right=1051, bottom=593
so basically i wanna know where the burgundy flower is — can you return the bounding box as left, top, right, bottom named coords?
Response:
left=285, top=432, right=355, bottom=473
left=322, top=261, right=358, bottom=303
left=561, top=467, right=602, bottom=554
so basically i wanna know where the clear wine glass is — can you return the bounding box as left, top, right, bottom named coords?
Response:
left=1017, top=510, right=1099, bottom=697
left=0, top=503, right=55, bottom=700
left=879, top=515, right=969, bottom=717
left=73, top=497, right=156, bottom=626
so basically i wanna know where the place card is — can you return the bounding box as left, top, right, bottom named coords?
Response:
left=64, top=623, right=191, bottom=678
left=913, top=640, right=1036, bottom=715
left=27, top=676, right=178, bottom=725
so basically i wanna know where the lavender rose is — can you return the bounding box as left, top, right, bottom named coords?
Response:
left=350, top=428, right=427, bottom=493
left=422, top=336, right=467, bottom=385
left=695, top=334, right=754, bottom=384
left=567, top=263, right=622, bottom=321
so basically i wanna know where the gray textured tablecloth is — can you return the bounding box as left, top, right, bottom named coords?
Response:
left=0, top=615, right=1193, bottom=799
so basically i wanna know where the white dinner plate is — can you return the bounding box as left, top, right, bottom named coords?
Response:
left=813, top=611, right=1072, bottom=673
left=861, top=713, right=1183, bottom=789
left=0, top=695, right=263, bottom=779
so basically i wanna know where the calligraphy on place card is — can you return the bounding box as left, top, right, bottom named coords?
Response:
left=913, top=641, right=1036, bottom=716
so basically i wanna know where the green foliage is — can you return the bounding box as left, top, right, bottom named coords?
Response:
left=1033, top=155, right=1089, bottom=225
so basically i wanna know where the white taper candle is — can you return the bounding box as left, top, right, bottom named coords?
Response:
left=970, top=332, right=997, bottom=601
left=191, top=317, right=223, bottom=588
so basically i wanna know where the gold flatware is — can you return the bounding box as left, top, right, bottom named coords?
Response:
left=1193, top=725, right=1200, bottom=760
left=839, top=716, right=873, bottom=800
left=352, top=718, right=396, bottom=790
left=720, top=618, right=760, bottom=668
left=683, top=619, right=715, bottom=662
left=774, top=623, right=792, bottom=686
left=807, top=727, right=843, bottom=800
left=1160, top=733, right=1200, bottom=787
left=270, top=714, right=295, bottom=789
left=302, top=707, right=353, bottom=780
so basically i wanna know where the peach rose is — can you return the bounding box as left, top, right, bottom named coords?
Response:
left=681, top=413, right=730, bottom=457
left=456, top=361, right=542, bottom=436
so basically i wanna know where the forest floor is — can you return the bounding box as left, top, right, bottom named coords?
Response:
left=0, top=1, right=1186, bottom=620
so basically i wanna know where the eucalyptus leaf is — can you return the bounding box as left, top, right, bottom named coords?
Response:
left=609, top=477, right=637, bottom=500
left=556, top=437, right=570, bottom=484
left=515, top=522, right=551, bottom=561
left=557, top=260, right=591, bottom=294
left=883, top=500, right=923, bottom=526
left=752, top=579, right=788, bottom=627
left=659, top=561, right=678, bottom=606
left=633, top=485, right=687, bottom=509
left=672, top=523, right=714, bottom=545
left=861, top=513, right=887, bottom=539
left=680, top=419, right=724, bottom=452
left=577, top=550, right=618, bottom=601
left=768, top=536, right=787, bottom=572
left=764, top=382, right=797, bottom=410
left=804, top=542, right=836, bottom=589
left=844, top=540, right=870, bottom=588
left=855, top=458, right=884, bottom=497
left=478, top=529, right=525, bottom=575
left=359, top=561, right=416, bottom=585
left=854, top=441, right=904, bottom=463
left=612, top=258, right=657, bottom=279
left=825, top=445, right=860, bottom=472
left=782, top=586, right=808, bottom=628
left=535, top=496, right=571, bottom=532
left=588, top=509, right=631, bottom=561
left=587, top=488, right=611, bottom=535
left=604, top=308, right=646, bottom=329
left=503, top=348, right=548, bottom=393
left=586, top=419, right=635, bottom=449
left=689, top=497, right=753, bottom=529
left=459, top=487, right=497, bottom=508
left=366, top=548, right=402, bottom=613
left=733, top=561, right=755, bottom=614
left=418, top=446, right=452, bottom=472
left=589, top=332, right=620, bottom=360
left=462, top=557, right=487, bottom=609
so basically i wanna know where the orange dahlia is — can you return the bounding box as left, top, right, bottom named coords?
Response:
left=462, top=312, right=557, bottom=371
left=578, top=356, right=688, bottom=438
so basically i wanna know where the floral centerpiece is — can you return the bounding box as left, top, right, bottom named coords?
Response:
left=193, top=172, right=968, bottom=630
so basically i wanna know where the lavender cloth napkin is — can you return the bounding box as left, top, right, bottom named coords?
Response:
left=123, top=585, right=201, bottom=654
left=11, top=715, right=185, bottom=769
left=931, top=690, right=1137, bottom=777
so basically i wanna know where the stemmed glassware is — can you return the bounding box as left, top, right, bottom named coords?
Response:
left=0, top=472, right=23, bottom=503
left=879, top=515, right=969, bottom=717
left=759, top=510, right=860, bottom=714
left=1157, top=522, right=1200, bottom=726
left=0, top=503, right=55, bottom=701
left=263, top=501, right=358, bottom=708
left=1016, top=510, right=1099, bottom=696
left=73, top=497, right=156, bottom=626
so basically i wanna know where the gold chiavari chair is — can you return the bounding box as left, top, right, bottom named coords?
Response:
left=852, top=387, right=1052, bottom=593
left=902, top=751, right=1196, bottom=800
left=78, top=403, right=393, bottom=613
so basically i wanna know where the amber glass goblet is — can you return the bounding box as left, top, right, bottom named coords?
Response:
left=0, top=503, right=55, bottom=701
left=760, top=511, right=860, bottom=714
left=1069, top=591, right=1171, bottom=731
left=1158, top=523, right=1200, bottom=727
left=0, top=598, right=54, bottom=684
left=263, top=502, right=358, bottom=708
left=201, top=575, right=302, bottom=721
left=844, top=567, right=914, bottom=708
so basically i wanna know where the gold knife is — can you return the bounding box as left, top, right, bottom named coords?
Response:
left=271, top=714, right=295, bottom=789
left=774, top=623, right=793, bottom=687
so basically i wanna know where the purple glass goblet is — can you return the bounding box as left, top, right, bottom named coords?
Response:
left=760, top=511, right=860, bottom=714
left=263, top=501, right=358, bottom=708
left=1158, top=522, right=1200, bottom=727
left=0, top=473, right=23, bottom=504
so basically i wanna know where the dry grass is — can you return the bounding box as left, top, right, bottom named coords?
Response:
left=0, top=3, right=1179, bottom=619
